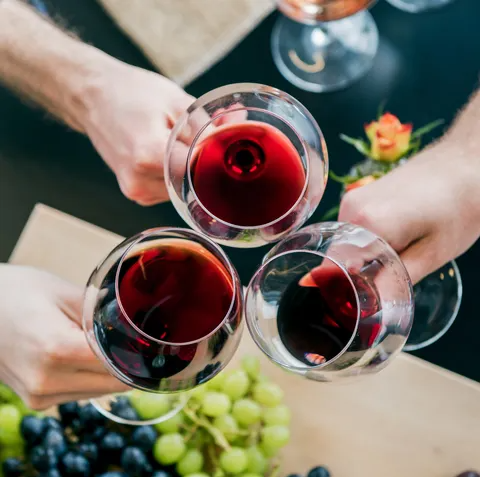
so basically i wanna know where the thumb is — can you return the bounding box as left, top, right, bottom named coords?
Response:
left=56, top=279, right=85, bottom=327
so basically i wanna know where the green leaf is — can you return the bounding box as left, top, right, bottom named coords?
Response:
left=411, top=119, right=444, bottom=140
left=377, top=99, right=388, bottom=119
left=339, top=134, right=371, bottom=156
left=321, top=205, right=340, bottom=221
left=329, top=170, right=359, bottom=185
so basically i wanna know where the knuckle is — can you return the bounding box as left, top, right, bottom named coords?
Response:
left=133, top=153, right=163, bottom=174
left=119, top=176, right=144, bottom=201
left=340, top=190, right=379, bottom=231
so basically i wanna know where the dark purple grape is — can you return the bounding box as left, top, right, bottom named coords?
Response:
left=30, top=446, right=58, bottom=472
left=21, top=415, right=46, bottom=447
left=286, top=474, right=302, bottom=477
left=43, top=428, right=67, bottom=457
left=152, top=471, right=173, bottom=477
left=60, top=452, right=90, bottom=477
left=58, top=402, right=80, bottom=426
left=70, top=418, right=84, bottom=436
left=131, top=426, right=157, bottom=452
left=113, top=406, right=140, bottom=421
left=456, top=472, right=480, bottom=477
left=121, top=447, right=152, bottom=476
left=307, top=466, right=330, bottom=477
left=83, top=426, right=106, bottom=444
left=78, top=403, right=105, bottom=430
left=2, top=458, right=25, bottom=477
left=97, top=473, right=128, bottom=477
left=99, top=432, right=126, bottom=463
left=40, top=470, right=62, bottom=477
left=43, top=417, right=62, bottom=433
left=77, top=442, right=98, bottom=465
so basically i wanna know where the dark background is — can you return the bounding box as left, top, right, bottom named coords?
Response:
left=1, top=0, right=478, bottom=380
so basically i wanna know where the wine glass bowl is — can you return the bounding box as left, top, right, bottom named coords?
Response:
left=165, top=83, right=328, bottom=248
left=83, top=228, right=243, bottom=394
left=272, top=0, right=379, bottom=92
left=245, top=222, right=414, bottom=382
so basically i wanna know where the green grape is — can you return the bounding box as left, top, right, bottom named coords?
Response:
left=260, top=441, right=279, bottom=458
left=188, top=429, right=207, bottom=448
left=241, top=474, right=263, bottom=477
left=221, top=370, right=249, bottom=400
left=262, top=404, right=291, bottom=425
left=207, top=371, right=227, bottom=390
left=252, top=382, right=283, bottom=407
left=189, top=385, right=207, bottom=401
left=153, top=433, right=186, bottom=465
left=213, top=414, right=239, bottom=442
left=184, top=474, right=210, bottom=477
left=241, top=356, right=261, bottom=380
left=219, top=447, right=248, bottom=475
left=201, top=392, right=231, bottom=417
left=154, top=412, right=184, bottom=434
left=176, top=449, right=204, bottom=476
left=245, top=446, right=267, bottom=474
left=0, top=443, right=24, bottom=462
left=232, top=399, right=261, bottom=427
left=0, top=405, right=22, bottom=445
left=129, top=391, right=171, bottom=420
left=261, top=425, right=290, bottom=449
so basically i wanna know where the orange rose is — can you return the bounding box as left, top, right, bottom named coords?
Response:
left=364, top=113, right=412, bottom=162
left=345, top=175, right=376, bottom=192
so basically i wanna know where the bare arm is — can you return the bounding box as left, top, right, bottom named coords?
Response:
left=0, top=0, right=195, bottom=206
left=0, top=0, right=113, bottom=131
left=339, top=88, right=480, bottom=283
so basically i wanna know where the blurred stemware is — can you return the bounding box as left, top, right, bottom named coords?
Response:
left=272, top=0, right=379, bottom=92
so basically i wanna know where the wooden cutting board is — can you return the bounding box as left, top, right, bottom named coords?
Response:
left=9, top=204, right=480, bottom=477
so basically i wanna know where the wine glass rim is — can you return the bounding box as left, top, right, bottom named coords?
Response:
left=185, top=107, right=311, bottom=231
left=113, top=227, right=240, bottom=346
left=245, top=248, right=361, bottom=371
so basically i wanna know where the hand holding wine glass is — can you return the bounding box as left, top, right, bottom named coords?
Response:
left=338, top=108, right=480, bottom=284
left=0, top=265, right=127, bottom=410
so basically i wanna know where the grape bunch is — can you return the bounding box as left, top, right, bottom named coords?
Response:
left=0, top=356, right=291, bottom=477
left=152, top=355, right=291, bottom=477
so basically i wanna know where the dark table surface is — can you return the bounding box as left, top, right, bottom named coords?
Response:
left=1, top=0, right=479, bottom=381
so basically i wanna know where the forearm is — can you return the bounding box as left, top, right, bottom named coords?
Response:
left=0, top=0, right=114, bottom=132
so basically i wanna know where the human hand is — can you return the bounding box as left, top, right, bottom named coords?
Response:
left=338, top=143, right=480, bottom=284
left=81, top=60, right=195, bottom=206
left=0, top=265, right=127, bottom=409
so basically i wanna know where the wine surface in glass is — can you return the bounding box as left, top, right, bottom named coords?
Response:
left=278, top=0, right=374, bottom=22
left=94, top=239, right=235, bottom=390
left=277, top=260, right=381, bottom=366
left=190, top=122, right=305, bottom=227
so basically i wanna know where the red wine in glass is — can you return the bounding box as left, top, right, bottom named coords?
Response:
left=277, top=260, right=381, bottom=366
left=190, top=122, right=306, bottom=227
left=93, top=238, right=240, bottom=391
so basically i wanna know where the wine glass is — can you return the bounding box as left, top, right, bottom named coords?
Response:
left=403, top=260, right=462, bottom=351
left=245, top=222, right=414, bottom=381
left=386, top=0, right=456, bottom=13
left=83, top=227, right=243, bottom=424
left=271, top=0, right=379, bottom=92
left=165, top=83, right=328, bottom=248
